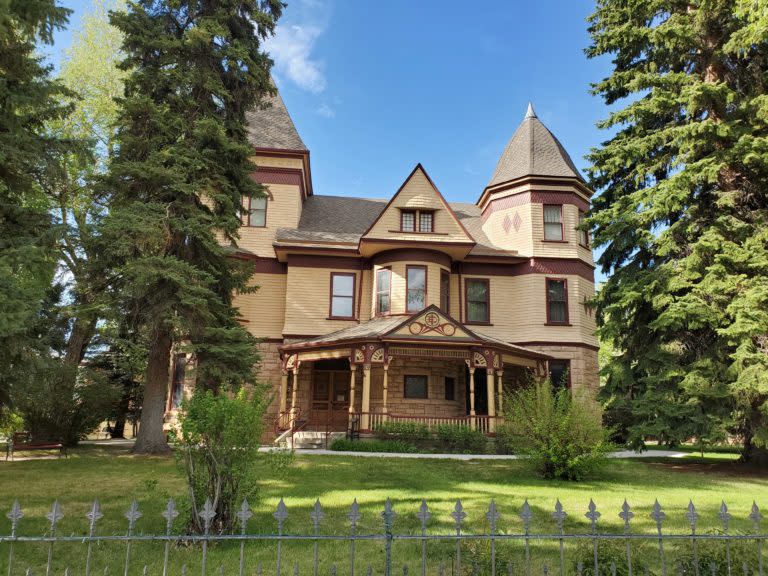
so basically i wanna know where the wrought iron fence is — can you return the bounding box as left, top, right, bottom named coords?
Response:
left=1, top=497, right=764, bottom=576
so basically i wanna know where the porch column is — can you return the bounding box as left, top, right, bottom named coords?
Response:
left=382, top=363, right=389, bottom=420
left=468, top=366, right=476, bottom=429
left=496, top=370, right=504, bottom=417
left=486, top=368, right=496, bottom=433
left=348, top=364, right=357, bottom=427
left=279, top=369, right=288, bottom=414
left=361, top=364, right=372, bottom=431
left=289, top=364, right=300, bottom=428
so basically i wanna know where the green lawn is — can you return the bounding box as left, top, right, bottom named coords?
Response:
left=1, top=446, right=766, bottom=575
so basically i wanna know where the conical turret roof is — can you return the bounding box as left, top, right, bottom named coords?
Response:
left=487, top=103, right=583, bottom=187
left=245, top=86, right=307, bottom=152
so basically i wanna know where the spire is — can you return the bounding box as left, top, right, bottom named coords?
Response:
left=485, top=106, right=583, bottom=188
left=524, top=102, right=536, bottom=119
left=245, top=82, right=307, bottom=152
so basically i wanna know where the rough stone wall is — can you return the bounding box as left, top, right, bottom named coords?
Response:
left=525, top=345, right=599, bottom=392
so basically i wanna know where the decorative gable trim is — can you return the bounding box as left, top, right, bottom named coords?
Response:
left=383, top=304, right=481, bottom=343
left=359, top=163, right=476, bottom=244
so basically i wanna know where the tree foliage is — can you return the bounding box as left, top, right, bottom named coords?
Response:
left=586, top=0, right=768, bottom=460
left=0, top=0, right=73, bottom=405
left=104, top=0, right=283, bottom=454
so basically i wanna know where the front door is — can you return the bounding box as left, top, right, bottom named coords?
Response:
left=310, top=371, right=350, bottom=430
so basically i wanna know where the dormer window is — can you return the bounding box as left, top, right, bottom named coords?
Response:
left=401, top=210, right=416, bottom=232
left=400, top=209, right=434, bottom=233
left=419, top=211, right=433, bottom=232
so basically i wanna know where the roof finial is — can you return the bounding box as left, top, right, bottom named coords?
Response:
left=525, top=101, right=536, bottom=119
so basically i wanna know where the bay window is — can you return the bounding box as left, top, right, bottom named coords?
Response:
left=406, top=265, right=427, bottom=312
left=376, top=268, right=391, bottom=315
left=546, top=278, right=569, bottom=324
left=543, top=204, right=564, bottom=241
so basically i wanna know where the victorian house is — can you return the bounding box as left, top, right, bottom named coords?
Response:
left=167, top=93, right=598, bottom=439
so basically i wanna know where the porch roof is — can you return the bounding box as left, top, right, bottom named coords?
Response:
left=279, top=305, right=553, bottom=362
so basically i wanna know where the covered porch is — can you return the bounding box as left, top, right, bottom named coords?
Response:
left=276, top=306, right=551, bottom=436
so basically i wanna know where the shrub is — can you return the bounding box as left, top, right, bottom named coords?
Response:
left=12, top=361, right=119, bottom=445
left=173, top=386, right=271, bottom=533
left=373, top=420, right=430, bottom=442
left=674, top=533, right=759, bottom=576
left=435, top=424, right=487, bottom=454
left=497, top=379, right=611, bottom=480
left=570, top=538, right=650, bottom=576
left=330, top=438, right=417, bottom=453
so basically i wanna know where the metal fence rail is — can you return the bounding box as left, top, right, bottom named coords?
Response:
left=1, top=497, right=764, bottom=576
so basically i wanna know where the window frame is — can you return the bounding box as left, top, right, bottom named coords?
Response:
left=464, top=277, right=491, bottom=324
left=400, top=210, right=416, bottom=232
left=375, top=267, right=392, bottom=316
left=578, top=210, right=589, bottom=247
left=404, top=374, right=429, bottom=399
left=328, top=272, right=357, bottom=320
left=440, top=269, right=450, bottom=314
left=405, top=265, right=428, bottom=313
left=419, top=210, right=434, bottom=233
left=548, top=359, right=571, bottom=389
left=247, top=194, right=268, bottom=228
left=545, top=277, right=570, bottom=325
left=542, top=204, right=565, bottom=242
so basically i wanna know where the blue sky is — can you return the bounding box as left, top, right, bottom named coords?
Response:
left=51, top=0, right=613, bottom=278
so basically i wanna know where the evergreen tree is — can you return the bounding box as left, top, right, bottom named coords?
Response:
left=586, top=1, right=768, bottom=460
left=104, top=0, right=282, bottom=454
left=0, top=1, right=73, bottom=405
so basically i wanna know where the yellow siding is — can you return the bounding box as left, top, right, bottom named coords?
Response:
left=371, top=261, right=450, bottom=316
left=237, top=183, right=302, bottom=257
left=233, top=273, right=286, bottom=339
left=461, top=274, right=598, bottom=347
left=283, top=267, right=364, bottom=335
left=253, top=155, right=304, bottom=170
left=364, top=168, right=472, bottom=243
left=483, top=202, right=534, bottom=256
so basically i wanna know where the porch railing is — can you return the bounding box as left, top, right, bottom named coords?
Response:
left=362, top=412, right=499, bottom=434
left=1, top=496, right=764, bottom=576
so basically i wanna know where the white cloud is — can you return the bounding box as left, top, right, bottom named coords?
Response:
left=266, top=2, right=329, bottom=94
left=317, top=102, right=335, bottom=118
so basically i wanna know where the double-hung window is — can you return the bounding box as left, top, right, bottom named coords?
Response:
left=248, top=194, right=267, bottom=227
left=578, top=210, right=589, bottom=247
left=465, top=278, right=490, bottom=323
left=546, top=278, right=569, bottom=324
left=543, top=204, right=563, bottom=241
left=406, top=265, right=427, bottom=313
left=440, top=270, right=450, bottom=313
left=330, top=273, right=355, bottom=319
left=375, top=268, right=391, bottom=315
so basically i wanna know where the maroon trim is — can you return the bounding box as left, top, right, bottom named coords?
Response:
left=478, top=175, right=592, bottom=208
left=455, top=258, right=594, bottom=282
left=359, top=164, right=476, bottom=243
left=512, top=341, right=599, bottom=351
left=329, top=272, right=356, bottom=320
left=464, top=277, right=490, bottom=324
left=360, top=238, right=474, bottom=248
left=375, top=267, right=392, bottom=316
left=287, top=255, right=368, bottom=270
left=252, top=148, right=313, bottom=198
left=405, top=265, right=428, bottom=313
left=373, top=249, right=452, bottom=268
left=259, top=338, right=286, bottom=343
left=457, top=263, right=463, bottom=323
left=440, top=269, right=450, bottom=314
left=227, top=254, right=287, bottom=274
left=481, top=190, right=590, bottom=222
left=542, top=204, right=565, bottom=242
left=274, top=245, right=359, bottom=255
left=251, top=167, right=306, bottom=200
left=545, top=277, right=569, bottom=325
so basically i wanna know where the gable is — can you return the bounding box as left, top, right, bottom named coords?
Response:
left=361, top=164, right=475, bottom=245
left=384, top=306, right=479, bottom=343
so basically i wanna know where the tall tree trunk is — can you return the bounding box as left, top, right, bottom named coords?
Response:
left=132, top=326, right=172, bottom=454
left=63, top=312, right=97, bottom=367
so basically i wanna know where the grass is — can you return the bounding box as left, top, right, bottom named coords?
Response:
left=1, top=445, right=766, bottom=575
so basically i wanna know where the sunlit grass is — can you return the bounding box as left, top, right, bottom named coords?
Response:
left=0, top=446, right=765, bottom=575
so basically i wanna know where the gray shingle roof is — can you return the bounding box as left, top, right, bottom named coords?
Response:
left=487, top=104, right=583, bottom=187
left=246, top=90, right=307, bottom=151
left=274, top=196, right=513, bottom=255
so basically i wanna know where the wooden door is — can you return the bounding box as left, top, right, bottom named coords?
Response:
left=311, top=371, right=350, bottom=430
